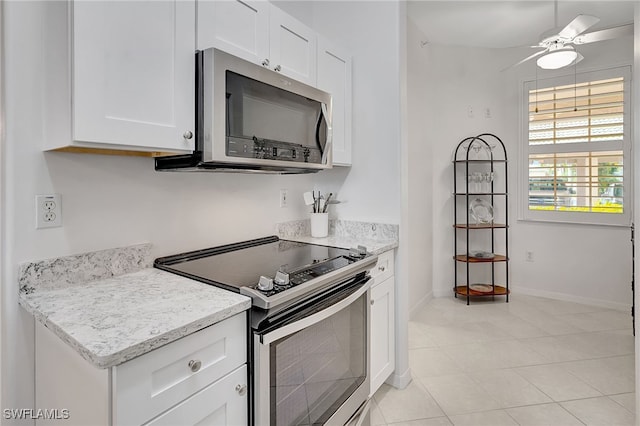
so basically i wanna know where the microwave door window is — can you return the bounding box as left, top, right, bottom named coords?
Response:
left=225, top=71, right=326, bottom=164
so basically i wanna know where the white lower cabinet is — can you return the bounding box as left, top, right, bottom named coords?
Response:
left=35, top=313, right=248, bottom=426
left=145, top=365, right=247, bottom=426
left=369, top=250, right=396, bottom=396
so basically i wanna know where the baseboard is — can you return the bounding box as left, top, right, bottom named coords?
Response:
left=409, top=291, right=433, bottom=320
left=384, top=366, right=412, bottom=390
left=512, top=285, right=631, bottom=312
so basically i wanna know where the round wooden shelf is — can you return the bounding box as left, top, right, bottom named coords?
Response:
left=454, top=285, right=509, bottom=296
left=454, top=254, right=508, bottom=263
left=454, top=223, right=507, bottom=229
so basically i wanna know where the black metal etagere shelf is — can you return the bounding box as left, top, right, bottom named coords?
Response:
left=453, top=133, right=509, bottom=305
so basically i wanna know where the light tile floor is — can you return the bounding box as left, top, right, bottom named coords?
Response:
left=371, top=294, right=636, bottom=426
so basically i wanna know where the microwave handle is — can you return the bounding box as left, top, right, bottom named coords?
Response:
left=260, top=276, right=370, bottom=345
left=320, top=102, right=332, bottom=165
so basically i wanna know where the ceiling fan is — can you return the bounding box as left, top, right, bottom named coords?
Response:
left=511, top=6, right=633, bottom=70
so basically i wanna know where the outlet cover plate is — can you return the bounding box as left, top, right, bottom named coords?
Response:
left=36, top=194, right=62, bottom=229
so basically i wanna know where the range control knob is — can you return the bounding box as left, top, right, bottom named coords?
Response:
left=274, top=271, right=290, bottom=286
left=349, top=245, right=368, bottom=259
left=257, top=276, right=274, bottom=291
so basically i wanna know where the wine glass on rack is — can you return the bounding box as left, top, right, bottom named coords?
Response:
left=483, top=172, right=494, bottom=193
left=467, top=172, right=483, bottom=193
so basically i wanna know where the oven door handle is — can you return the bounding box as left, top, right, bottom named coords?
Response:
left=259, top=277, right=371, bottom=345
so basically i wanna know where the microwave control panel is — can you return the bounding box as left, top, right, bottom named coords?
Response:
left=227, top=136, right=323, bottom=164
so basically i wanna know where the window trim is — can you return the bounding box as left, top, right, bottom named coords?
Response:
left=519, top=66, right=632, bottom=227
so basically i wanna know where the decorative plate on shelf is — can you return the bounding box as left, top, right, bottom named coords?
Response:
left=471, top=251, right=495, bottom=259
left=469, top=198, right=494, bottom=224
left=469, top=284, right=493, bottom=293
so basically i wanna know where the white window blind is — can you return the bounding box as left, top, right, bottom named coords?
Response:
left=522, top=67, right=631, bottom=226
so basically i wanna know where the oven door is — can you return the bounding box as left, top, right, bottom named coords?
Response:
left=254, top=275, right=371, bottom=426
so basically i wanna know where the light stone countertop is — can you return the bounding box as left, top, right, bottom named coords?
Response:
left=18, top=244, right=250, bottom=369
left=282, top=235, right=397, bottom=255
left=276, top=219, right=399, bottom=254
left=20, top=268, right=250, bottom=369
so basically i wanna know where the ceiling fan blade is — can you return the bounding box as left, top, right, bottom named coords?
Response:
left=573, top=24, right=634, bottom=44
left=558, top=14, right=600, bottom=40
left=501, top=50, right=547, bottom=72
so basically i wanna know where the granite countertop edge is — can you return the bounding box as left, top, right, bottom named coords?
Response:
left=21, top=297, right=251, bottom=369
left=19, top=268, right=251, bottom=369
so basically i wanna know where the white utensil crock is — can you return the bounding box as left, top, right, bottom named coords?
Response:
left=310, top=213, right=329, bottom=238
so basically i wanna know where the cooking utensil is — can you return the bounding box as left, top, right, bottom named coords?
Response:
left=303, top=192, right=314, bottom=206
left=322, top=193, right=333, bottom=213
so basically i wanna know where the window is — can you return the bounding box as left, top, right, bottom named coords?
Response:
left=522, top=67, right=631, bottom=226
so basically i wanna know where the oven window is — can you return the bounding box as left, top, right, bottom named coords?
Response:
left=270, top=292, right=367, bottom=426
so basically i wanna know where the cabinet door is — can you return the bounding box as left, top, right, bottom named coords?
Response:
left=370, top=276, right=395, bottom=396
left=145, top=365, right=248, bottom=426
left=197, top=0, right=269, bottom=65
left=268, top=4, right=317, bottom=86
left=72, top=1, right=195, bottom=152
left=114, top=314, right=246, bottom=425
left=317, top=37, right=352, bottom=166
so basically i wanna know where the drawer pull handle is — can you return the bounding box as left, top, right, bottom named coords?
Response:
left=235, top=384, right=247, bottom=396
left=183, top=130, right=193, bottom=140
left=378, top=266, right=386, bottom=272
left=370, top=299, right=375, bottom=305
left=188, top=360, right=202, bottom=373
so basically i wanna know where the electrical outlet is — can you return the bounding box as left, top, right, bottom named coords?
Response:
left=36, top=194, right=62, bottom=229
left=525, top=251, right=534, bottom=262
left=279, top=189, right=288, bottom=208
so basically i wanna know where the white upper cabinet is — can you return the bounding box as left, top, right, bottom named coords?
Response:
left=73, top=1, right=195, bottom=152
left=197, top=1, right=351, bottom=163
left=197, top=0, right=269, bottom=65
left=44, top=1, right=196, bottom=154
left=317, top=37, right=352, bottom=166
left=198, top=1, right=316, bottom=86
left=268, top=5, right=317, bottom=86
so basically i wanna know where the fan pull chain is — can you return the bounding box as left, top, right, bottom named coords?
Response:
left=535, top=65, right=539, bottom=113
left=574, top=55, right=578, bottom=112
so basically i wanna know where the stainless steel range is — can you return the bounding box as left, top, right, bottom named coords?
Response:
left=155, top=236, right=377, bottom=426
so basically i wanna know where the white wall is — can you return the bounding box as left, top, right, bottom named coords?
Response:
left=423, top=35, right=633, bottom=309
left=405, top=20, right=433, bottom=316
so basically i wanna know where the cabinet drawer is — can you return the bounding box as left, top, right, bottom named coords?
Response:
left=114, top=313, right=247, bottom=425
left=370, top=250, right=394, bottom=284
left=144, top=365, right=248, bottom=426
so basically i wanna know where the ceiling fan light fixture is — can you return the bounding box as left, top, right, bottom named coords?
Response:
left=536, top=47, right=578, bottom=69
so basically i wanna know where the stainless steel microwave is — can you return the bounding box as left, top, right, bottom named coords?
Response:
left=156, top=48, right=333, bottom=174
